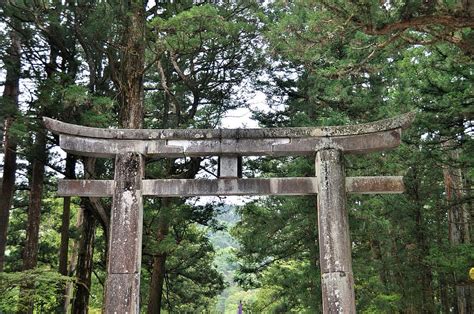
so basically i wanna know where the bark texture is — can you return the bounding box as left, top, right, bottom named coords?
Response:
left=63, top=205, right=84, bottom=313
left=57, top=155, right=76, bottom=311
left=442, top=141, right=474, bottom=314
left=71, top=200, right=96, bottom=314
left=147, top=199, right=171, bottom=314
left=147, top=253, right=167, bottom=314
left=59, top=155, right=76, bottom=276
left=22, top=132, right=46, bottom=270
left=0, top=24, right=21, bottom=272
left=104, top=1, right=146, bottom=312
left=20, top=131, right=46, bottom=314
left=110, top=1, right=145, bottom=130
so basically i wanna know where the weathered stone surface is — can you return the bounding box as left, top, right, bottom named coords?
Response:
left=58, top=179, right=115, bottom=196
left=169, top=138, right=293, bottom=156
left=273, top=129, right=401, bottom=155
left=44, top=112, right=414, bottom=140
left=144, top=178, right=318, bottom=196
left=57, top=176, right=404, bottom=197
left=104, top=273, right=140, bottom=314
left=59, top=135, right=183, bottom=158
left=321, top=272, right=356, bottom=314
left=108, top=153, right=143, bottom=274
left=104, top=153, right=143, bottom=313
left=59, top=129, right=400, bottom=158
left=219, top=156, right=239, bottom=178
left=346, top=176, right=404, bottom=194
left=316, top=149, right=356, bottom=313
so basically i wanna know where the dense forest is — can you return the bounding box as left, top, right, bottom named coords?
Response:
left=0, top=0, right=473, bottom=313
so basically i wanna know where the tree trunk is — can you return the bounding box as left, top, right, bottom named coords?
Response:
left=370, top=238, right=388, bottom=287
left=148, top=254, right=168, bottom=314
left=59, top=155, right=76, bottom=274
left=71, top=199, right=97, bottom=314
left=414, top=202, right=435, bottom=313
left=0, top=118, right=18, bottom=271
left=147, top=199, right=171, bottom=314
left=436, top=191, right=451, bottom=313
left=111, top=1, right=145, bottom=129
left=103, top=1, right=145, bottom=312
left=22, top=117, right=47, bottom=268
left=406, top=164, right=435, bottom=313
left=63, top=203, right=84, bottom=313
left=0, top=23, right=21, bottom=272
left=20, top=131, right=46, bottom=314
left=443, top=143, right=470, bottom=245
left=57, top=154, right=76, bottom=311
left=442, top=140, right=474, bottom=313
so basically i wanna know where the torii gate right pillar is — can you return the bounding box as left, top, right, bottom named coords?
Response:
left=316, top=149, right=356, bottom=313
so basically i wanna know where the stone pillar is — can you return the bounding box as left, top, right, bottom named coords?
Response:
left=218, top=156, right=239, bottom=178
left=104, top=153, right=144, bottom=313
left=316, top=149, right=355, bottom=313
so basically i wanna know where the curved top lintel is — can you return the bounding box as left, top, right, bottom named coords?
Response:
left=43, top=112, right=414, bottom=140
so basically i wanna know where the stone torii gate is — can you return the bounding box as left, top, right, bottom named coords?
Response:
left=44, top=113, right=413, bottom=313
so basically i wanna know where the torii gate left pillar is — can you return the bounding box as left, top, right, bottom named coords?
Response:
left=104, top=153, right=144, bottom=312
left=44, top=113, right=413, bottom=313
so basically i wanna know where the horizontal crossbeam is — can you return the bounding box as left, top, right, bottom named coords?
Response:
left=58, top=176, right=404, bottom=197
left=44, top=113, right=414, bottom=158
left=44, top=113, right=414, bottom=140
left=58, top=129, right=401, bottom=158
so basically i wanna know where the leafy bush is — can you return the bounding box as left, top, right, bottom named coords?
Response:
left=0, top=267, right=74, bottom=313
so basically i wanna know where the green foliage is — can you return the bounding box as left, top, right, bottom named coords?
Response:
left=248, top=259, right=320, bottom=313
left=145, top=2, right=263, bottom=129
left=427, top=244, right=474, bottom=280
left=162, top=224, right=225, bottom=312
left=230, top=1, right=474, bottom=313
left=221, top=287, right=257, bottom=314
left=1, top=1, right=473, bottom=312
left=58, top=84, right=115, bottom=127
left=0, top=267, right=74, bottom=313
left=232, top=196, right=321, bottom=312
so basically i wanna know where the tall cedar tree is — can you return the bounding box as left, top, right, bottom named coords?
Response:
left=0, top=21, right=21, bottom=272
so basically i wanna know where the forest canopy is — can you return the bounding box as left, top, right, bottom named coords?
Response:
left=0, top=0, right=473, bottom=313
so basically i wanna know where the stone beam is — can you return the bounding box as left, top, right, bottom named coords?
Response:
left=58, top=179, right=115, bottom=197
left=43, top=112, right=414, bottom=140
left=145, top=178, right=317, bottom=196
left=272, top=129, right=401, bottom=155
left=57, top=176, right=404, bottom=197
left=58, top=129, right=401, bottom=158
left=58, top=135, right=289, bottom=158
left=345, top=176, right=404, bottom=194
